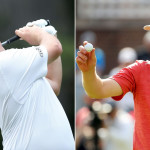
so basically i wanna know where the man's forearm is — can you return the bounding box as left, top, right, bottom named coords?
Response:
left=77, top=41, right=123, bottom=99
left=40, top=33, right=62, bottom=64
left=82, top=68, right=103, bottom=99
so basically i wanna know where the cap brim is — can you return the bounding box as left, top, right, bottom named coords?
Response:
left=143, top=25, right=150, bottom=30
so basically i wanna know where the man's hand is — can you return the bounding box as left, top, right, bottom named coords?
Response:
left=76, top=41, right=123, bottom=99
left=15, top=26, right=62, bottom=64
left=15, top=26, right=47, bottom=46
left=76, top=41, right=96, bottom=73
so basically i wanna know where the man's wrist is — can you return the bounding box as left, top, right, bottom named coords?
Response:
left=82, top=67, right=96, bottom=78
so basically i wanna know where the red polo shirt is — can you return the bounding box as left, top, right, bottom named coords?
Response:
left=111, top=60, right=150, bottom=150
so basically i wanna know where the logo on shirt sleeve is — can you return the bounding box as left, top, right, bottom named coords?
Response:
left=35, top=47, right=43, bottom=57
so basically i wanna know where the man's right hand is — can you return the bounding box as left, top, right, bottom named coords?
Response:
left=76, top=41, right=123, bottom=99
left=76, top=41, right=96, bottom=73
left=15, top=25, right=62, bottom=64
left=15, top=26, right=48, bottom=46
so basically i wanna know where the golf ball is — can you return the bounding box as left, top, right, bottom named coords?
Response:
left=84, top=43, right=93, bottom=52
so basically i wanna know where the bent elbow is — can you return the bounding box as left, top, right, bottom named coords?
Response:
left=53, top=84, right=61, bottom=96
left=55, top=41, right=63, bottom=57
left=46, top=78, right=61, bottom=96
left=46, top=39, right=63, bottom=64
left=52, top=80, right=61, bottom=96
left=55, top=88, right=61, bottom=96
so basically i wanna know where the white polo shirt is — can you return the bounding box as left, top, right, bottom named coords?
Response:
left=0, top=46, right=74, bottom=150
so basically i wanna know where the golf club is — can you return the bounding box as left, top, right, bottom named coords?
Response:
left=2, top=19, right=50, bottom=47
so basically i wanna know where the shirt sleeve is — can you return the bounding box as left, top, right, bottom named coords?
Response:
left=109, top=61, right=139, bottom=101
left=0, top=46, right=48, bottom=103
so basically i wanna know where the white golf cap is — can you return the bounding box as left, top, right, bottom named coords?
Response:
left=80, top=31, right=96, bottom=43
left=143, top=31, right=150, bottom=43
left=118, top=47, right=137, bottom=64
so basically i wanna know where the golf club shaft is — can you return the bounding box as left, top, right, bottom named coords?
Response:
left=2, top=19, right=50, bottom=47
left=2, top=35, right=20, bottom=46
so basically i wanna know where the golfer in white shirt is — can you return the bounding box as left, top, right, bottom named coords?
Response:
left=0, top=26, right=74, bottom=150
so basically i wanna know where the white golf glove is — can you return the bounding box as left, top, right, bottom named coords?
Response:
left=26, top=19, right=57, bottom=36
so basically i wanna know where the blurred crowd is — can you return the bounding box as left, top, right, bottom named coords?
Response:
left=76, top=30, right=150, bottom=150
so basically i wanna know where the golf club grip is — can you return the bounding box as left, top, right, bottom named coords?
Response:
left=8, top=35, right=20, bottom=44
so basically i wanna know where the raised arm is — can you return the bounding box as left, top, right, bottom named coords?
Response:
left=15, top=26, right=62, bottom=64
left=15, top=26, right=63, bottom=95
left=76, top=41, right=123, bottom=99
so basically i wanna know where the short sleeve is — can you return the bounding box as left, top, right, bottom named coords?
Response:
left=0, top=46, right=48, bottom=102
left=110, top=61, right=140, bottom=101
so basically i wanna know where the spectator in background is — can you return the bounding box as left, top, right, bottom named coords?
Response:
left=137, top=31, right=150, bottom=60
left=109, top=47, right=137, bottom=113
left=109, top=47, right=137, bottom=76
left=76, top=96, right=134, bottom=150
left=102, top=102, right=134, bottom=150
left=76, top=95, right=106, bottom=150
left=76, top=31, right=105, bottom=112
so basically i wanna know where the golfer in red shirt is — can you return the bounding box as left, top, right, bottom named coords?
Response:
left=76, top=41, right=150, bottom=150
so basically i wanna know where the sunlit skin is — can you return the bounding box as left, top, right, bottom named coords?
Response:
left=0, top=43, right=5, bottom=52
left=76, top=41, right=123, bottom=99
